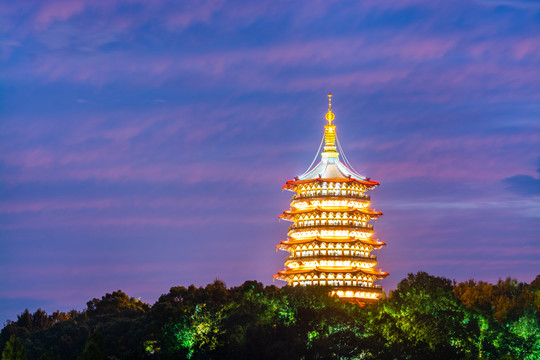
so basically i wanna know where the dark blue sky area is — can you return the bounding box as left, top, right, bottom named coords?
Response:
left=1, top=0, right=539, bottom=325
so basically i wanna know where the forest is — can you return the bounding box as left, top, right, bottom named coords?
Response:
left=1, top=272, right=539, bottom=360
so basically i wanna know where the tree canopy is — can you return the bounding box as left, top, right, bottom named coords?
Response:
left=2, top=274, right=539, bottom=359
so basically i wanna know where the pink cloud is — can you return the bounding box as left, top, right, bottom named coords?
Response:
left=0, top=199, right=117, bottom=213
left=6, top=33, right=534, bottom=104
left=512, top=37, right=540, bottom=59
left=350, top=133, right=540, bottom=182
left=1, top=33, right=458, bottom=88
left=35, top=0, right=86, bottom=27
left=4, top=148, right=54, bottom=168
left=0, top=210, right=271, bottom=230
left=165, top=0, right=220, bottom=29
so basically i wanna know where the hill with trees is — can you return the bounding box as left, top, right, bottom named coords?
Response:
left=2, top=272, right=539, bottom=360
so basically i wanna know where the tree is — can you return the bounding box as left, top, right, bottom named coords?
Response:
left=372, top=271, right=479, bottom=359
left=39, top=351, right=60, bottom=360
left=2, top=335, right=27, bottom=360
left=76, top=332, right=107, bottom=360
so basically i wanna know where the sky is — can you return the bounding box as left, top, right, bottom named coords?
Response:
left=1, top=0, right=539, bottom=325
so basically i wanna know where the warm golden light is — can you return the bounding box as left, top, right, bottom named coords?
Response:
left=275, top=95, right=388, bottom=302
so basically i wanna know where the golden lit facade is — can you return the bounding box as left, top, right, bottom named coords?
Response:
left=275, top=94, right=388, bottom=302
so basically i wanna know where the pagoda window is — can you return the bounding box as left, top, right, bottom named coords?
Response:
left=345, top=280, right=352, bottom=286
left=320, top=250, right=326, bottom=255
left=320, top=280, right=326, bottom=285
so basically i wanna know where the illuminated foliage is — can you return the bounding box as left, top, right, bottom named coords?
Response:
left=1, top=336, right=27, bottom=360
left=1, top=274, right=539, bottom=359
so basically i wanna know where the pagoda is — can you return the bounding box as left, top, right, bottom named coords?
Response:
left=274, top=94, right=388, bottom=302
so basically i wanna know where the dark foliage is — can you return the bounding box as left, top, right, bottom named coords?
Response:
left=2, top=274, right=539, bottom=360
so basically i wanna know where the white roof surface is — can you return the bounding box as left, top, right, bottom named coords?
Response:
left=298, top=156, right=367, bottom=181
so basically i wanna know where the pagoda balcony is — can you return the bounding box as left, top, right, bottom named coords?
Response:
left=290, top=282, right=382, bottom=291
left=292, top=193, right=370, bottom=201
left=286, top=254, right=377, bottom=262
left=332, top=284, right=382, bottom=290
left=288, top=223, right=373, bottom=231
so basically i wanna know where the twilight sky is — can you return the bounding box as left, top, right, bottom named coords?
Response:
left=1, top=0, right=539, bottom=325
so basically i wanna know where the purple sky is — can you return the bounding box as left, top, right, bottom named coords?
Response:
left=1, top=0, right=539, bottom=325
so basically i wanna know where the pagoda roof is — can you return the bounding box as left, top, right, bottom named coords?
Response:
left=275, top=267, right=389, bottom=278
left=281, top=208, right=382, bottom=218
left=300, top=155, right=370, bottom=180
left=278, top=237, right=386, bottom=247
left=284, top=175, right=379, bottom=189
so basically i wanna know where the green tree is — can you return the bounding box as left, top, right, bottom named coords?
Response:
left=76, top=333, right=107, bottom=360
left=39, top=351, right=60, bottom=360
left=372, top=271, right=479, bottom=359
left=2, top=335, right=27, bottom=360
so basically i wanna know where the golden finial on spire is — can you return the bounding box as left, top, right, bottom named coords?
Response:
left=322, top=92, right=338, bottom=158
left=325, top=92, right=335, bottom=124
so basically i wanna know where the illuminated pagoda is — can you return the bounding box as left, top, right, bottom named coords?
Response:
left=274, top=94, right=388, bottom=302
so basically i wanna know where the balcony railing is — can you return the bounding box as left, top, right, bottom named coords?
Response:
left=289, top=223, right=373, bottom=231
left=292, top=283, right=383, bottom=291
left=286, top=254, right=377, bottom=262
left=292, top=192, right=370, bottom=201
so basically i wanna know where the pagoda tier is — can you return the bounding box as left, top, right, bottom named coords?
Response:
left=277, top=237, right=385, bottom=250
left=275, top=94, right=388, bottom=302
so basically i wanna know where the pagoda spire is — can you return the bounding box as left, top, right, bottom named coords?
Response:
left=326, top=92, right=335, bottom=124
left=322, top=92, right=338, bottom=159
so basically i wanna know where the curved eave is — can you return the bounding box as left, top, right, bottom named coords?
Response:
left=278, top=237, right=386, bottom=247
left=283, top=177, right=379, bottom=190
left=285, top=256, right=377, bottom=265
left=281, top=208, right=382, bottom=219
left=276, top=267, right=389, bottom=278
left=288, top=225, right=374, bottom=237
